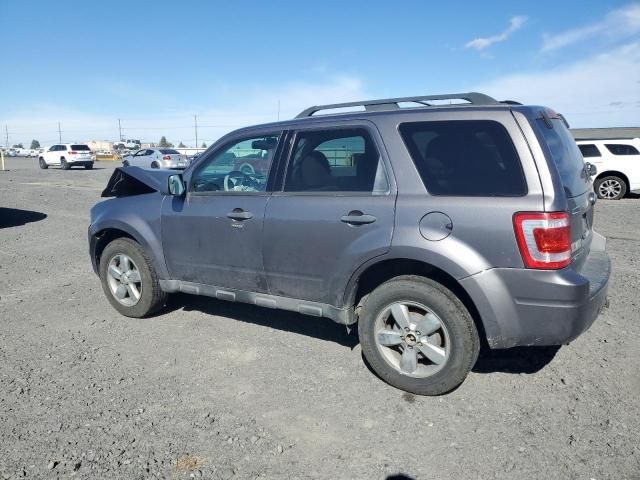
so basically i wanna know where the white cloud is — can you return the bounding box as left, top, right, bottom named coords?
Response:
left=542, top=3, right=640, bottom=52
left=465, top=16, right=527, bottom=51
left=474, top=42, right=640, bottom=127
left=0, top=76, right=368, bottom=147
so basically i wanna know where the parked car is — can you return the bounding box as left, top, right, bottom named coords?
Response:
left=122, top=148, right=189, bottom=169
left=114, top=139, right=142, bottom=150
left=39, top=144, right=94, bottom=169
left=7, top=149, right=17, bottom=157
left=89, top=92, right=610, bottom=395
left=576, top=138, right=640, bottom=200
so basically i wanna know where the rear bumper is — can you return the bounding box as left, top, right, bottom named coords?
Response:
left=460, top=232, right=611, bottom=349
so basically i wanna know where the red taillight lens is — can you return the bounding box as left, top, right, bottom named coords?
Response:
left=513, top=212, right=571, bottom=269
left=163, top=155, right=171, bottom=160
left=69, top=151, right=77, bottom=154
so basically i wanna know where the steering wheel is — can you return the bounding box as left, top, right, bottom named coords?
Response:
left=223, top=170, right=249, bottom=191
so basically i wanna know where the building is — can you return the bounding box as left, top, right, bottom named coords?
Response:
left=85, top=140, right=113, bottom=152
left=571, top=127, right=640, bottom=140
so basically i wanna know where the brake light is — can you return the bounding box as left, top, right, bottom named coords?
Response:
left=69, top=151, right=77, bottom=154
left=163, top=155, right=171, bottom=160
left=513, top=212, right=571, bottom=269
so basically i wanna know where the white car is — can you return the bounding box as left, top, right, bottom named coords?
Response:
left=122, top=148, right=189, bottom=169
left=577, top=138, right=640, bottom=200
left=39, top=143, right=94, bottom=170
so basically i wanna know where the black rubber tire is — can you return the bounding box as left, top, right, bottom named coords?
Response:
left=122, top=160, right=130, bottom=167
left=99, top=238, right=168, bottom=318
left=60, top=158, right=70, bottom=170
left=39, top=157, right=48, bottom=169
left=594, top=175, right=627, bottom=200
left=151, top=162, right=160, bottom=169
left=84, top=162, right=94, bottom=170
left=358, top=275, right=480, bottom=396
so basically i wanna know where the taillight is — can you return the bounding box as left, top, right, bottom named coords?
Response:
left=513, top=212, right=571, bottom=269
left=69, top=151, right=77, bottom=154
left=162, top=155, right=171, bottom=160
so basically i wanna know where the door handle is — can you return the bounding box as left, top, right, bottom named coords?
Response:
left=227, top=209, right=253, bottom=221
left=341, top=212, right=377, bottom=225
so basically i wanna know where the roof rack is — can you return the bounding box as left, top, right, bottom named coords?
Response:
left=295, top=92, right=500, bottom=118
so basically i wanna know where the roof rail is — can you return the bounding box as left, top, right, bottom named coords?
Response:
left=295, top=92, right=500, bottom=118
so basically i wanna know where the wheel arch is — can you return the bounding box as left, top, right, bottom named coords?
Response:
left=344, top=257, right=487, bottom=343
left=595, top=170, right=629, bottom=188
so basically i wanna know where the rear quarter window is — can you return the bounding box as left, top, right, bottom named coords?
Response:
left=605, top=144, right=639, bottom=155
left=399, top=120, right=526, bottom=196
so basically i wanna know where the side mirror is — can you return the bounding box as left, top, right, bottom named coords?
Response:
left=585, top=162, right=597, bottom=177
left=168, top=174, right=186, bottom=196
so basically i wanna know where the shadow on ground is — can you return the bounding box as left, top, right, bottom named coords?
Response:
left=165, top=293, right=358, bottom=348
left=0, top=208, right=47, bottom=229
left=472, top=345, right=560, bottom=374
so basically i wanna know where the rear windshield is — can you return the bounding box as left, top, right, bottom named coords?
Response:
left=160, top=149, right=179, bottom=154
left=533, top=117, right=589, bottom=198
left=71, top=144, right=90, bottom=151
left=399, top=120, right=526, bottom=196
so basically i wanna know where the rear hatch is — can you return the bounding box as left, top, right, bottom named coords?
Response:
left=70, top=144, right=92, bottom=159
left=530, top=110, right=594, bottom=268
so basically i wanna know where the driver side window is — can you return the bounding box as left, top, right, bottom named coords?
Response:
left=191, top=133, right=281, bottom=193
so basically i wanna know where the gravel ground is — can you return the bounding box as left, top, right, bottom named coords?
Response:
left=0, top=157, right=638, bottom=480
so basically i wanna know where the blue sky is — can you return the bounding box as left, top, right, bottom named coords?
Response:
left=1, top=0, right=639, bottom=146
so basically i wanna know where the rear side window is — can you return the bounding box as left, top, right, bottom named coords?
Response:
left=533, top=118, right=590, bottom=198
left=71, top=144, right=90, bottom=151
left=605, top=143, right=639, bottom=155
left=578, top=144, right=601, bottom=158
left=399, top=120, right=526, bottom=196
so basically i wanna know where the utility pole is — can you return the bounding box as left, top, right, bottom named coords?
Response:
left=58, top=122, right=62, bottom=143
left=118, top=119, right=123, bottom=141
left=194, top=115, right=198, bottom=148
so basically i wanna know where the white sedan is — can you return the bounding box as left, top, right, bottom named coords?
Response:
left=122, top=148, right=189, bottom=169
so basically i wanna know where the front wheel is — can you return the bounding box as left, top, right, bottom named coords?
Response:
left=595, top=175, right=627, bottom=200
left=99, top=238, right=168, bottom=317
left=358, top=276, right=479, bottom=395
left=39, top=158, right=48, bottom=169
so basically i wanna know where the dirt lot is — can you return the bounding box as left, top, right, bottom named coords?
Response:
left=0, top=157, right=638, bottom=480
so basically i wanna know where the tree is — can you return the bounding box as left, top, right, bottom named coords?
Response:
left=178, top=141, right=186, bottom=148
left=158, top=136, right=173, bottom=148
left=201, top=142, right=207, bottom=148
left=30, top=140, right=40, bottom=149
left=13, top=143, right=24, bottom=149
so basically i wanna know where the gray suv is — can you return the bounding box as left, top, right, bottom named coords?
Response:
left=89, top=93, right=611, bottom=395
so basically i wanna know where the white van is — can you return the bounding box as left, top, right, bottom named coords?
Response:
left=576, top=138, right=640, bottom=199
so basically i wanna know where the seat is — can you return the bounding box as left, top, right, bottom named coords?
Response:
left=291, top=151, right=335, bottom=191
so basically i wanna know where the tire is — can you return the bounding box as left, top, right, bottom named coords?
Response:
left=99, top=238, right=168, bottom=318
left=60, top=158, right=70, bottom=170
left=358, top=275, right=479, bottom=396
left=39, top=157, right=48, bottom=169
left=151, top=162, right=160, bottom=169
left=122, top=160, right=130, bottom=167
left=594, top=175, right=627, bottom=200
left=84, top=162, right=94, bottom=170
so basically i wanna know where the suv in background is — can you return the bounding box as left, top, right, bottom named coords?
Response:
left=89, top=93, right=610, bottom=395
left=576, top=138, right=640, bottom=200
left=40, top=144, right=94, bottom=170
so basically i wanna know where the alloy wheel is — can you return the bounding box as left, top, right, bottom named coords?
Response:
left=106, top=254, right=142, bottom=306
left=598, top=179, right=622, bottom=199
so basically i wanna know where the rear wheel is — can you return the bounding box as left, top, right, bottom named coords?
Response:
left=60, top=158, right=70, bottom=170
left=39, top=157, right=48, bottom=169
left=595, top=175, right=626, bottom=200
left=84, top=162, right=94, bottom=170
left=151, top=162, right=160, bottom=169
left=99, top=238, right=167, bottom=317
left=359, top=276, right=479, bottom=395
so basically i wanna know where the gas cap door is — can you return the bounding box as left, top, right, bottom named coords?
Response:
left=419, top=212, right=453, bottom=241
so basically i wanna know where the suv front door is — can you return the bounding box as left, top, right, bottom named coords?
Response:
left=262, top=123, right=396, bottom=307
left=161, top=132, right=283, bottom=292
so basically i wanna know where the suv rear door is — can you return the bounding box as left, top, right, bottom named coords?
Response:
left=529, top=111, right=595, bottom=267
left=262, top=122, right=396, bottom=307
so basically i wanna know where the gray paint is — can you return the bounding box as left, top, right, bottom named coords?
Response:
left=89, top=99, right=611, bottom=349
